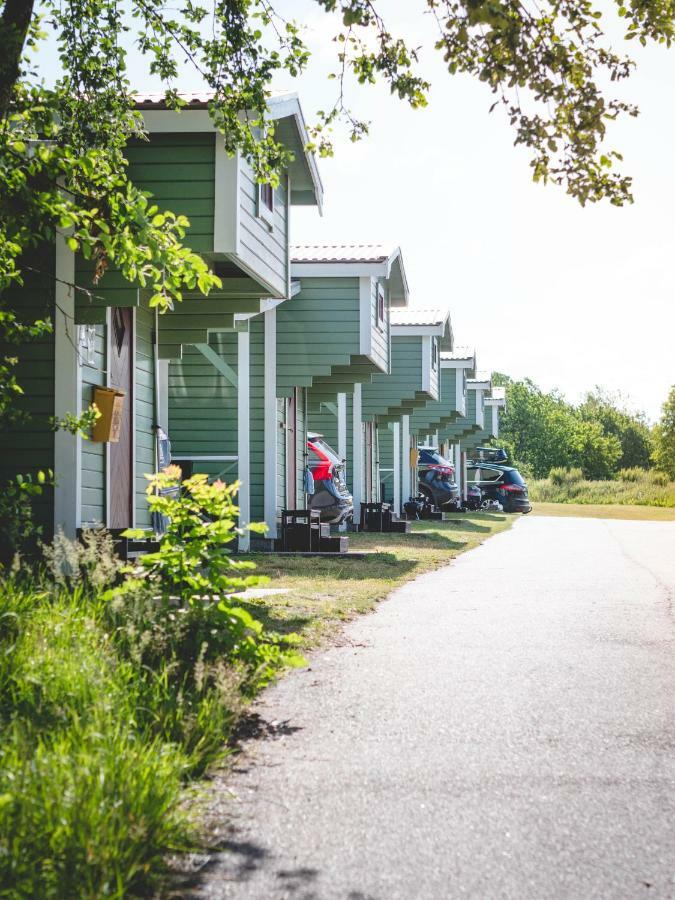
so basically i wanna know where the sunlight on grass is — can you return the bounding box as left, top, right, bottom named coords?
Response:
left=242, top=514, right=513, bottom=646
left=531, top=503, right=675, bottom=522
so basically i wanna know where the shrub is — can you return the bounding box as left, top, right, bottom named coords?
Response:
left=41, top=525, right=121, bottom=591
left=549, top=466, right=584, bottom=486
left=617, top=467, right=645, bottom=482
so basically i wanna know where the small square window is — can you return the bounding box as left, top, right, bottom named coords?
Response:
left=377, top=285, right=385, bottom=328
left=431, top=339, right=438, bottom=370
left=257, top=183, right=275, bottom=228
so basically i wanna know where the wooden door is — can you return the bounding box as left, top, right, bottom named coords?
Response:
left=285, top=390, right=297, bottom=509
left=109, top=307, right=133, bottom=528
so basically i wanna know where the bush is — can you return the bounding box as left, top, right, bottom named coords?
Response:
left=0, top=473, right=304, bottom=895
left=618, top=467, right=645, bottom=482
left=549, top=467, right=584, bottom=486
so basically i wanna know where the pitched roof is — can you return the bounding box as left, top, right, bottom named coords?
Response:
left=441, top=347, right=474, bottom=361
left=291, top=244, right=389, bottom=264
left=131, top=89, right=295, bottom=109
left=391, top=308, right=448, bottom=327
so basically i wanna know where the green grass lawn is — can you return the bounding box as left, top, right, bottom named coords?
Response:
left=242, top=513, right=513, bottom=647
left=531, top=502, right=675, bottom=522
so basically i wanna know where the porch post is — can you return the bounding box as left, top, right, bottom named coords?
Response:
left=53, top=236, right=80, bottom=537
left=337, top=392, right=347, bottom=462
left=401, top=414, right=410, bottom=503
left=454, top=441, right=462, bottom=499
left=392, top=420, right=401, bottom=515
left=462, top=449, right=468, bottom=502
left=263, top=309, right=277, bottom=540
left=157, top=360, right=169, bottom=433
left=352, top=384, right=363, bottom=517
left=237, top=329, right=250, bottom=551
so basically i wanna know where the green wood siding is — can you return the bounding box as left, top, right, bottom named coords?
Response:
left=409, top=366, right=462, bottom=436
left=168, top=332, right=238, bottom=483
left=277, top=277, right=361, bottom=396
left=362, top=335, right=429, bottom=421
left=126, top=133, right=215, bottom=254
left=0, top=248, right=56, bottom=533
left=80, top=324, right=106, bottom=526
left=238, top=162, right=289, bottom=297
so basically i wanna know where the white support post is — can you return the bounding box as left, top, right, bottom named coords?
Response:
left=462, top=450, right=468, bottom=502
left=237, top=329, right=250, bottom=551
left=337, top=392, right=347, bottom=462
left=454, top=442, right=462, bottom=499
left=494, top=405, right=500, bottom=439
left=352, top=384, right=363, bottom=518
left=393, top=421, right=401, bottom=515
left=158, top=360, right=169, bottom=434
left=401, top=415, right=411, bottom=503
left=53, top=236, right=80, bottom=537
left=263, top=309, right=277, bottom=540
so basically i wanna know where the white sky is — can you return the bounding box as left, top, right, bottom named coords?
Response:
left=38, top=1, right=674, bottom=420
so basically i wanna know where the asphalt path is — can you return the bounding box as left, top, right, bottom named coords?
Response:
left=194, top=516, right=675, bottom=900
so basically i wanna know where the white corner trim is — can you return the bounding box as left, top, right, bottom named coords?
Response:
left=421, top=335, right=432, bottom=393
left=359, top=276, right=372, bottom=357
left=214, top=134, right=238, bottom=254
left=393, top=420, right=401, bottom=515
left=474, top=390, right=485, bottom=429
left=237, top=329, right=250, bottom=551
left=352, top=385, right=363, bottom=514
left=263, top=309, right=278, bottom=540
left=53, top=235, right=80, bottom=538
left=131, top=307, right=137, bottom=528
left=337, top=393, right=347, bottom=462
left=401, top=415, right=411, bottom=503
left=456, top=367, right=466, bottom=417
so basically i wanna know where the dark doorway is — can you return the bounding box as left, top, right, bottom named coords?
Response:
left=109, top=307, right=133, bottom=528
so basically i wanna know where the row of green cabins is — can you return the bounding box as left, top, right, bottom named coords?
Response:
left=1, top=92, right=505, bottom=550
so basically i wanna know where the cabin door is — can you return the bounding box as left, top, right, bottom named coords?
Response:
left=285, top=390, right=297, bottom=509
left=108, top=307, right=134, bottom=528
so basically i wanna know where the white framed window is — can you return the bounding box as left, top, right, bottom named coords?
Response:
left=257, top=182, right=275, bottom=229
left=376, top=283, right=385, bottom=330
left=431, top=338, right=438, bottom=371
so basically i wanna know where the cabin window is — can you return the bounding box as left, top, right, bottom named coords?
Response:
left=257, top=182, right=275, bottom=229
left=376, top=284, right=385, bottom=329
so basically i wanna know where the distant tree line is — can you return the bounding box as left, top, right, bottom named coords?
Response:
left=492, top=375, right=675, bottom=481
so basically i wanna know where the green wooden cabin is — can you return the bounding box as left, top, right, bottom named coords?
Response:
left=0, top=93, right=322, bottom=546
left=283, top=245, right=409, bottom=519
left=372, top=309, right=453, bottom=513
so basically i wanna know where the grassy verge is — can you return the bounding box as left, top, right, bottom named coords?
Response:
left=0, top=513, right=510, bottom=897
left=529, top=469, right=675, bottom=507
left=242, top=513, right=513, bottom=647
left=531, top=502, right=675, bottom=521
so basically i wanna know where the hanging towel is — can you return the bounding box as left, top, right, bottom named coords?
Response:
left=303, top=467, right=315, bottom=495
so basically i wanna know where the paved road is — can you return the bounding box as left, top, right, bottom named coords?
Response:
left=196, top=517, right=675, bottom=899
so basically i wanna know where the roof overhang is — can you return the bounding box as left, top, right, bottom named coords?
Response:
left=133, top=91, right=323, bottom=213
left=468, top=380, right=491, bottom=391
left=292, top=245, right=409, bottom=307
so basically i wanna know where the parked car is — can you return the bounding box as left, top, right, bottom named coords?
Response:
left=468, top=446, right=509, bottom=465
left=417, top=446, right=461, bottom=510
left=466, top=463, right=532, bottom=513
left=307, top=432, right=354, bottom=524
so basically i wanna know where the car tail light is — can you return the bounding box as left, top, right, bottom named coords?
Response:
left=427, top=464, right=455, bottom=477
left=500, top=484, right=524, bottom=493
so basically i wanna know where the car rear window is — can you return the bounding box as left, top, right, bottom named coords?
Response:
left=421, top=450, right=452, bottom=467
left=311, top=438, right=342, bottom=466
left=505, top=469, right=526, bottom=486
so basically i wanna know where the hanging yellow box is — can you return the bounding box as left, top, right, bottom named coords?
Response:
left=92, top=386, right=125, bottom=442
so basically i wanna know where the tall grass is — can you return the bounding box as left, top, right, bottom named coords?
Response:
left=529, top=468, right=675, bottom=507
left=0, top=516, right=297, bottom=897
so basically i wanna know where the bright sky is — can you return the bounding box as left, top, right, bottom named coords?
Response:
left=38, top=1, right=674, bottom=420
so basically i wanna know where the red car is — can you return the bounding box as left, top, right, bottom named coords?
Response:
left=307, top=432, right=354, bottom=524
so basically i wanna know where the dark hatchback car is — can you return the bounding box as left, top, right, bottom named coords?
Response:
left=417, top=447, right=461, bottom=510
left=307, top=432, right=354, bottom=524
left=467, top=463, right=532, bottom=513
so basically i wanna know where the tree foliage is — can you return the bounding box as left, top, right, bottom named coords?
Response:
left=652, top=385, right=675, bottom=479
left=492, top=372, right=653, bottom=480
